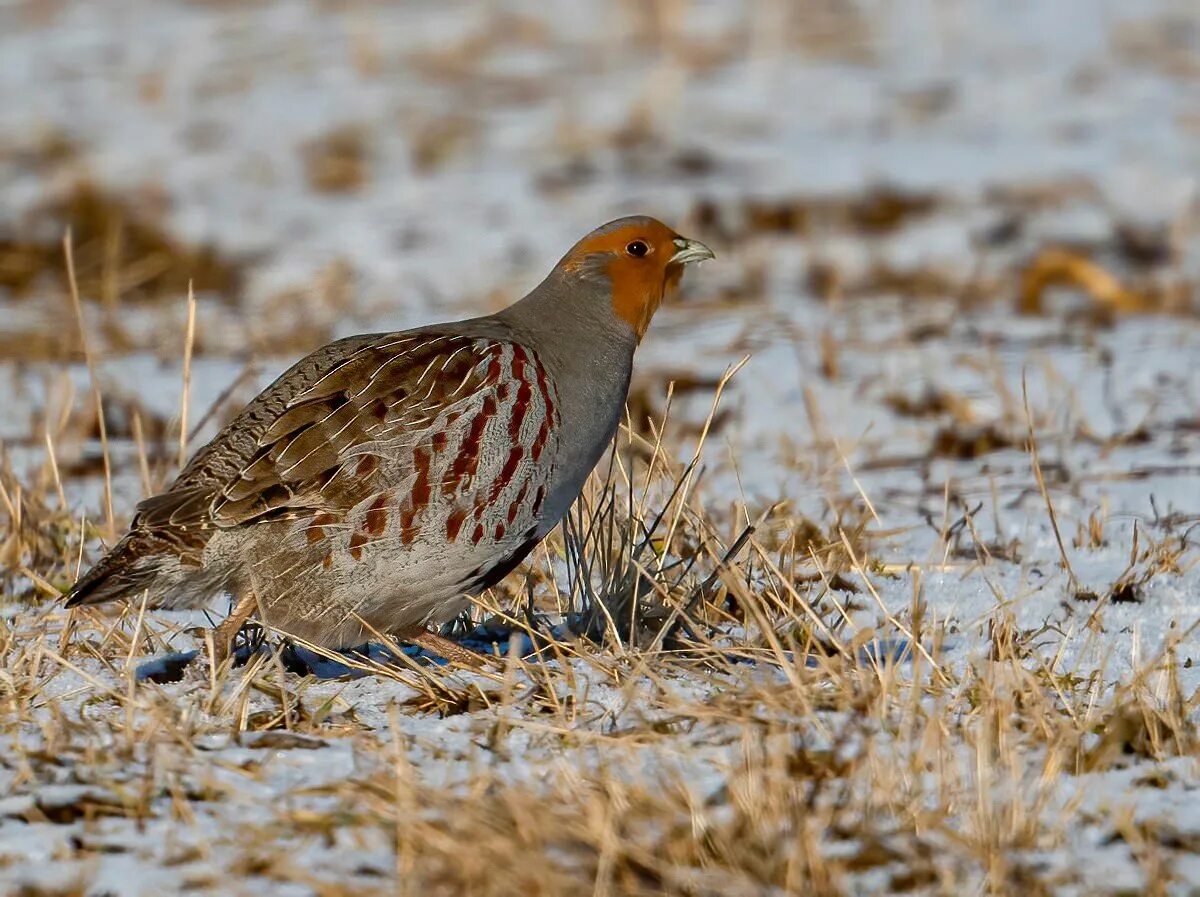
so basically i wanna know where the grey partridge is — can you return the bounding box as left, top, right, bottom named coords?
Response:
left=65, top=216, right=713, bottom=659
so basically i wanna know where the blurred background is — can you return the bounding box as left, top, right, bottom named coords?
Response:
left=0, top=0, right=1198, bottom=528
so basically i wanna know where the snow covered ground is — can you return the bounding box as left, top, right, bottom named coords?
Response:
left=1, top=0, right=1199, bottom=893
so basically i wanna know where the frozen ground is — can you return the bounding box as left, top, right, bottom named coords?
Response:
left=1, top=0, right=1199, bottom=894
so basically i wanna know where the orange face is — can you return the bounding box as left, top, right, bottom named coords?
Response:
left=561, top=217, right=713, bottom=340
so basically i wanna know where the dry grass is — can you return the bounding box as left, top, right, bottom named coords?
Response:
left=2, top=315, right=1198, bottom=894
left=3, top=515, right=1196, bottom=894
left=0, top=181, right=240, bottom=303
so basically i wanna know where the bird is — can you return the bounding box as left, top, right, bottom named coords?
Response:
left=64, top=216, right=714, bottom=663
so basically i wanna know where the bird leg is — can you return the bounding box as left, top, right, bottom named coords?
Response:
left=405, top=628, right=488, bottom=668
left=211, top=591, right=258, bottom=665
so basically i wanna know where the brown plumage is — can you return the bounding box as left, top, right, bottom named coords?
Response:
left=66, top=217, right=713, bottom=657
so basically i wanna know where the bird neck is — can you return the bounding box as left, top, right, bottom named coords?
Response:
left=496, top=273, right=639, bottom=375
left=496, top=275, right=637, bottom=465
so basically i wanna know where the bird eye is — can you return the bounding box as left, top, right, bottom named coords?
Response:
left=626, top=240, right=649, bottom=258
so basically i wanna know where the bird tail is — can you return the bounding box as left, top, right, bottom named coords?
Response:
left=66, top=532, right=232, bottom=611
left=64, top=533, right=161, bottom=607
left=65, top=537, right=147, bottom=606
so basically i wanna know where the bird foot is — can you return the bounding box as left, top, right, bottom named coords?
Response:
left=209, top=592, right=258, bottom=665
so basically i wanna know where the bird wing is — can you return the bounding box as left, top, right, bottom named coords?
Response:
left=132, top=328, right=522, bottom=532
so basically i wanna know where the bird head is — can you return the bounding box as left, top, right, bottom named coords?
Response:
left=556, top=216, right=714, bottom=340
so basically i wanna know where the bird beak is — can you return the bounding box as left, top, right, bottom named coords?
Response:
left=669, top=237, right=715, bottom=266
